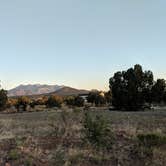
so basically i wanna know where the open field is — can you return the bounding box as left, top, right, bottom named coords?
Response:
left=0, top=109, right=166, bottom=166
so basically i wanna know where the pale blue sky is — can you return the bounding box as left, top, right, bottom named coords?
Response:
left=0, top=0, right=166, bottom=90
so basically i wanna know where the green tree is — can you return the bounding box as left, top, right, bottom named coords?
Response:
left=65, top=96, right=84, bottom=107
left=35, top=96, right=48, bottom=105
left=83, top=112, right=114, bottom=151
left=109, top=64, right=154, bottom=111
left=46, top=95, right=63, bottom=108
left=87, top=91, right=106, bottom=106
left=15, top=96, right=30, bottom=112
left=104, top=91, right=112, bottom=104
left=87, top=90, right=97, bottom=105
left=65, top=96, right=75, bottom=106
left=0, top=89, right=8, bottom=109
left=151, top=79, right=166, bottom=103
left=74, top=96, right=84, bottom=107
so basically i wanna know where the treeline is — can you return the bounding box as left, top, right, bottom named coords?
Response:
left=0, top=64, right=166, bottom=112
left=8, top=95, right=85, bottom=112
left=109, top=64, right=166, bottom=111
left=0, top=92, right=77, bottom=112
left=0, top=90, right=111, bottom=112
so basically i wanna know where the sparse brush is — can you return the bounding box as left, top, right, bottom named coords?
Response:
left=50, top=148, right=66, bottom=166
left=137, top=133, right=166, bottom=148
left=82, top=111, right=115, bottom=151
left=8, top=149, right=20, bottom=160
left=24, top=158, right=33, bottom=166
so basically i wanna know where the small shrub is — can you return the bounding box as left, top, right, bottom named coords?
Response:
left=73, top=108, right=82, bottom=114
left=136, top=133, right=166, bottom=162
left=83, top=112, right=114, bottom=151
left=8, top=149, right=20, bottom=160
left=51, top=149, right=66, bottom=166
left=15, top=137, right=24, bottom=147
left=48, top=111, right=70, bottom=137
left=65, top=96, right=75, bottom=106
left=29, top=101, right=36, bottom=108
left=7, top=98, right=17, bottom=108
left=35, top=96, right=48, bottom=105
left=24, top=158, right=33, bottom=166
left=74, top=96, right=84, bottom=107
left=69, top=153, right=84, bottom=165
left=89, top=155, right=110, bottom=165
left=137, top=133, right=166, bottom=148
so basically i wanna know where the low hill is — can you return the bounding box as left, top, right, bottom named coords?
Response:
left=48, top=87, right=89, bottom=96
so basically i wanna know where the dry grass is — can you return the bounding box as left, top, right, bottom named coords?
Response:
left=0, top=109, right=166, bottom=165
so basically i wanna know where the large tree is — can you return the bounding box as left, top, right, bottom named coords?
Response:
left=87, top=90, right=106, bottom=106
left=151, top=79, right=166, bottom=103
left=109, top=64, right=153, bottom=111
left=0, top=89, right=8, bottom=109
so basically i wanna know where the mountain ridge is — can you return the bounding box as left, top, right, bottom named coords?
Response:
left=8, top=84, right=89, bottom=97
left=8, top=84, right=64, bottom=97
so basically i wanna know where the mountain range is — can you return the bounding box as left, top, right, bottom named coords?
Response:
left=8, top=84, right=89, bottom=97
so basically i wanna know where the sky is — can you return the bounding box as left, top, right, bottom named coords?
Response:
left=0, top=0, right=166, bottom=90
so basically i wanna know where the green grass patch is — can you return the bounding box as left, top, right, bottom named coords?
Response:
left=8, top=149, right=20, bottom=160
left=137, top=133, right=166, bottom=148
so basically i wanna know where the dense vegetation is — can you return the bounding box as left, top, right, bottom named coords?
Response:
left=0, top=89, right=8, bottom=109
left=65, top=96, right=84, bottom=107
left=110, top=64, right=166, bottom=111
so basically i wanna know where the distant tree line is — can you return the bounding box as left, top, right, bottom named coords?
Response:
left=0, top=64, right=166, bottom=112
left=109, top=64, right=166, bottom=111
left=0, top=94, right=86, bottom=112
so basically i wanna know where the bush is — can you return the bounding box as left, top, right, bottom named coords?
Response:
left=46, top=95, right=63, bottom=108
left=137, top=133, right=166, bottom=148
left=83, top=112, right=114, bottom=151
left=0, top=89, right=8, bottom=109
left=29, top=100, right=36, bottom=108
left=8, top=149, right=20, bottom=160
left=35, top=96, right=48, bottom=105
left=65, top=96, right=84, bottom=107
left=7, top=98, right=17, bottom=108
left=69, top=153, right=84, bottom=165
left=51, top=149, right=66, bottom=166
left=15, top=96, right=30, bottom=112
left=87, top=91, right=106, bottom=106
left=74, top=96, right=84, bottom=107
left=24, top=158, right=33, bottom=166
left=65, top=96, right=75, bottom=106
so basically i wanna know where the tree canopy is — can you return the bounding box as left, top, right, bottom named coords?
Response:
left=46, top=95, right=63, bottom=108
left=87, top=91, right=106, bottom=106
left=0, top=89, right=8, bottom=110
left=109, top=64, right=154, bottom=111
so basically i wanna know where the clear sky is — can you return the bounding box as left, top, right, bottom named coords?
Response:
left=0, top=0, right=166, bottom=90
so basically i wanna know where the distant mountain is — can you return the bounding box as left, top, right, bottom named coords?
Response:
left=8, top=84, right=64, bottom=97
left=47, top=87, right=89, bottom=96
